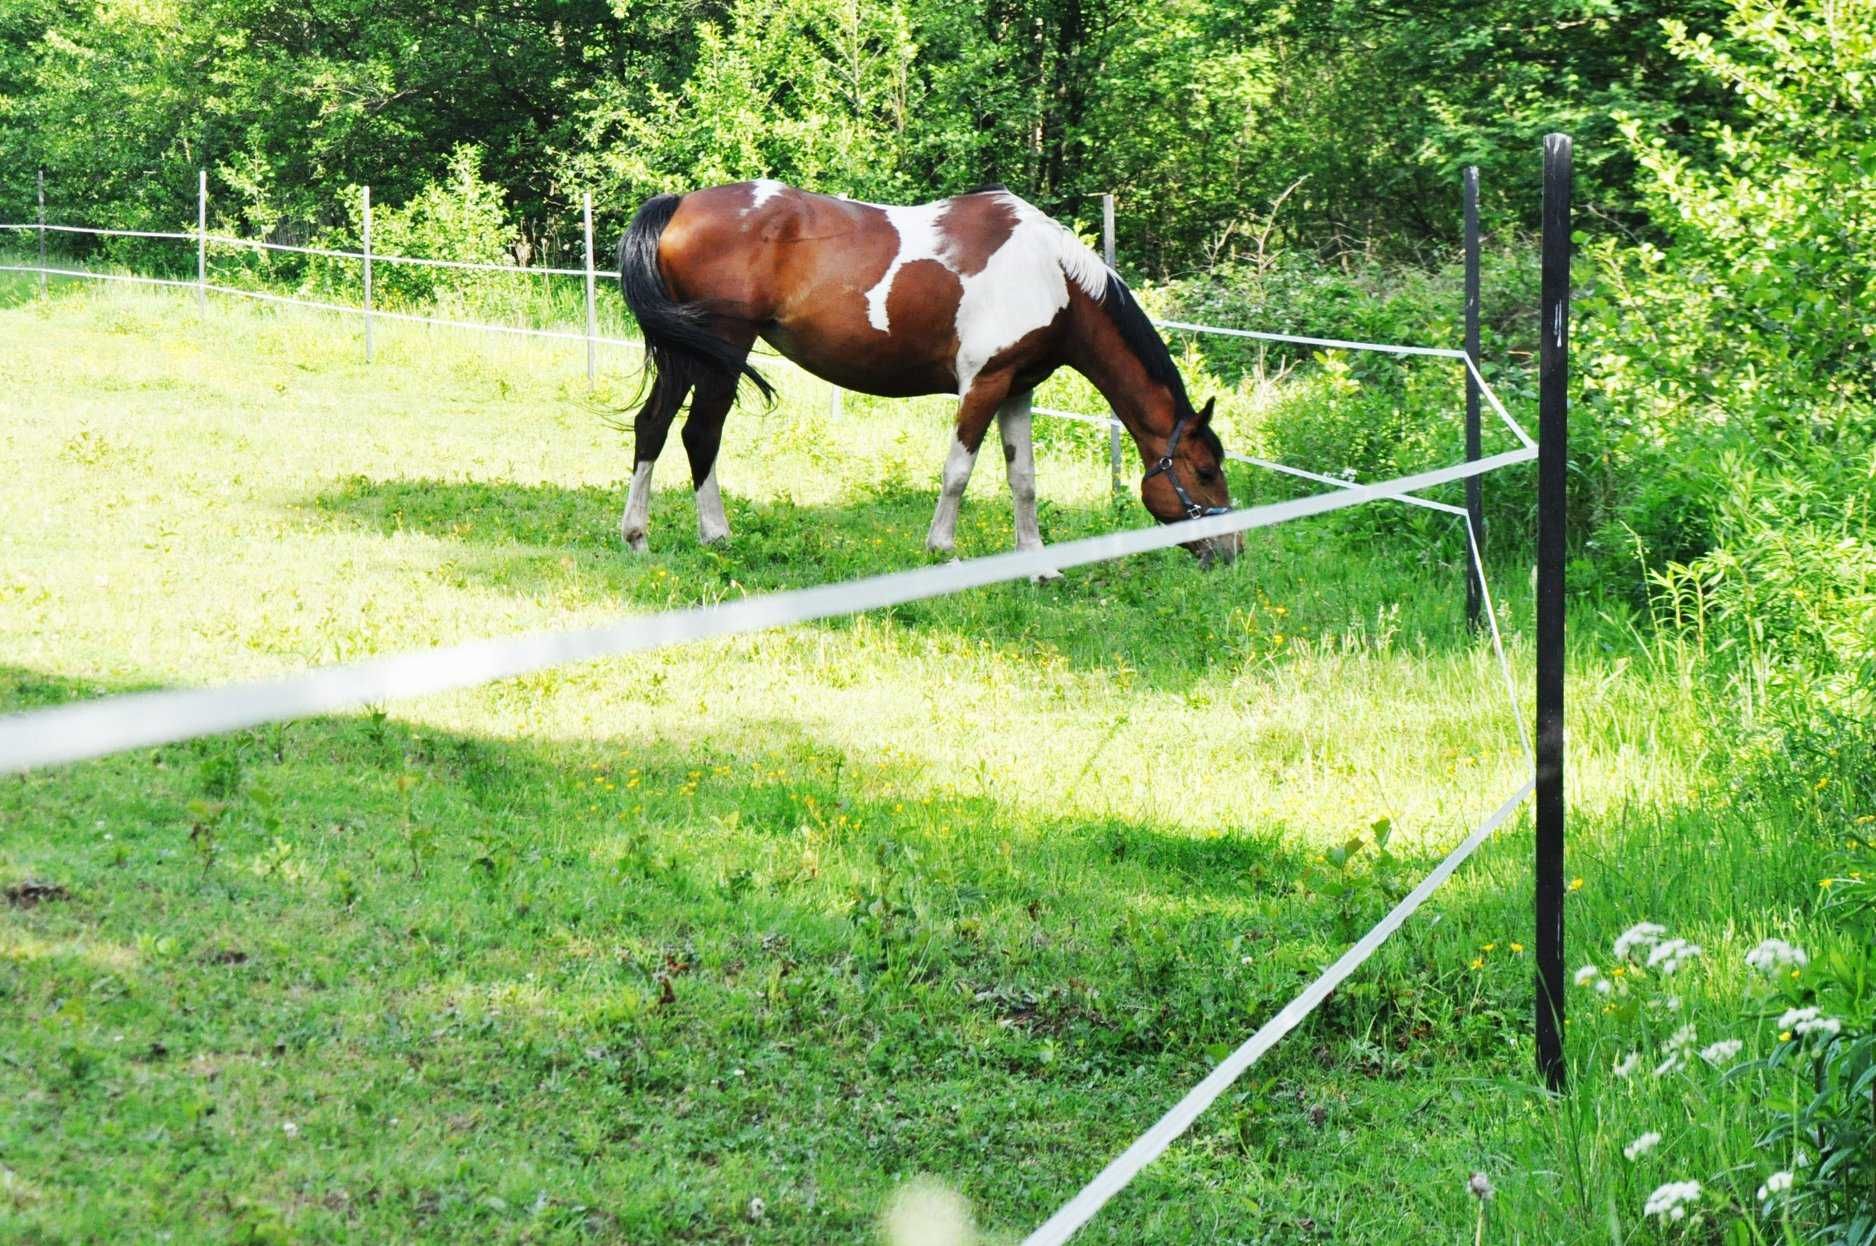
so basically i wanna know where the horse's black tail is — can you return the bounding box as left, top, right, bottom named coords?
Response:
left=618, top=193, right=773, bottom=406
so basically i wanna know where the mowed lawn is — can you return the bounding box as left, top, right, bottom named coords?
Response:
left=0, top=276, right=1784, bottom=1244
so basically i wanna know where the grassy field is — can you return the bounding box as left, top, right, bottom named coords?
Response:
left=0, top=274, right=1853, bottom=1244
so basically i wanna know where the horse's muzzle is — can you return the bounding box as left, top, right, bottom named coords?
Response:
left=1192, top=530, right=1243, bottom=568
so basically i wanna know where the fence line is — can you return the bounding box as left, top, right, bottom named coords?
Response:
left=3, top=217, right=1528, bottom=406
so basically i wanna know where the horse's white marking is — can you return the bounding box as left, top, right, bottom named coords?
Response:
left=695, top=467, right=730, bottom=544
left=924, top=434, right=980, bottom=554
left=620, top=461, right=656, bottom=551
left=746, top=179, right=786, bottom=212
left=860, top=191, right=1110, bottom=395
left=865, top=204, right=946, bottom=332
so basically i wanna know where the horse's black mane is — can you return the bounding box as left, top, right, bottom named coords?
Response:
left=1098, top=276, right=1223, bottom=459
left=962, top=181, right=1008, bottom=195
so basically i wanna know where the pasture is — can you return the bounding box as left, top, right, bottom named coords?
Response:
left=0, top=276, right=1846, bottom=1243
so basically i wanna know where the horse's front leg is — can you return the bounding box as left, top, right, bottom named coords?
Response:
left=620, top=376, right=691, bottom=552
left=926, top=373, right=1012, bottom=556
left=996, top=390, right=1061, bottom=581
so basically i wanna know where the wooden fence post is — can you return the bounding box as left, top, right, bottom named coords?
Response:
left=362, top=185, right=374, bottom=363
left=196, top=169, right=207, bottom=312
left=1103, top=192, right=1122, bottom=497
left=583, top=192, right=598, bottom=388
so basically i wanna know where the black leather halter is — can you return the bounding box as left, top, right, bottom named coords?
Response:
left=1142, top=407, right=1230, bottom=520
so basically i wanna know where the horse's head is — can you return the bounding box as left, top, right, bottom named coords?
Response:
left=1141, top=397, right=1240, bottom=566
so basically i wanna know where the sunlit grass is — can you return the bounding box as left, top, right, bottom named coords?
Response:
left=0, top=276, right=1840, bottom=1243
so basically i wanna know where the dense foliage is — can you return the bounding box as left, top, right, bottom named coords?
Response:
left=1, top=0, right=1748, bottom=269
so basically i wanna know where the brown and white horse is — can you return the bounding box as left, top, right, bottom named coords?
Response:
left=615, top=179, right=1239, bottom=564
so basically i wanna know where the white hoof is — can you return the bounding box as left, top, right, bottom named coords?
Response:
left=1030, top=568, right=1064, bottom=585
left=622, top=528, right=649, bottom=553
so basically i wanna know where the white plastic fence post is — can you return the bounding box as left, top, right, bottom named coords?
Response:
left=582, top=192, right=598, bottom=388
left=36, top=170, right=46, bottom=295
left=196, top=169, right=207, bottom=312
left=362, top=185, right=374, bottom=363
left=1103, top=192, right=1121, bottom=496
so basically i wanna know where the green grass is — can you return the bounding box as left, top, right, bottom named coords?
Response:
left=0, top=274, right=1856, bottom=1244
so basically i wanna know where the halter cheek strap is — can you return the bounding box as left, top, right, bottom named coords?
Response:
left=1142, top=408, right=1230, bottom=520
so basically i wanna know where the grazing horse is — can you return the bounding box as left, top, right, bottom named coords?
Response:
left=615, top=180, right=1239, bottom=564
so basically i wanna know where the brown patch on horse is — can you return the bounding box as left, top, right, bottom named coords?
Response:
left=978, top=309, right=1071, bottom=395
left=882, top=259, right=964, bottom=352
left=936, top=193, right=1020, bottom=276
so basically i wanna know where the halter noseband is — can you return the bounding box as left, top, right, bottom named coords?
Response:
left=1142, top=407, right=1230, bottom=520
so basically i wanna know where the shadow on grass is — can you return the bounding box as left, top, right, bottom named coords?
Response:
left=302, top=473, right=1505, bottom=690
left=7, top=661, right=1773, bottom=1244
left=0, top=659, right=1446, bottom=1241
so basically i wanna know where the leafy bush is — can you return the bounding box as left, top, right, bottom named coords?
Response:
left=1151, top=247, right=1540, bottom=544
left=305, top=145, right=526, bottom=314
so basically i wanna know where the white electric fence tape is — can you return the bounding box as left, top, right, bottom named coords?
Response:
left=205, top=283, right=636, bottom=347
left=0, top=445, right=1532, bottom=776
left=0, top=263, right=203, bottom=291
left=1022, top=778, right=1535, bottom=1246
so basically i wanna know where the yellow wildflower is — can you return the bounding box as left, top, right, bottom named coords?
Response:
left=1469, top=958, right=1485, bottom=970
left=1568, top=877, right=1584, bottom=892
left=1510, top=942, right=1525, bottom=954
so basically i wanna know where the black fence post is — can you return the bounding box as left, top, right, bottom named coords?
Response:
left=1535, top=134, right=1571, bottom=1093
left=1464, top=166, right=1483, bottom=631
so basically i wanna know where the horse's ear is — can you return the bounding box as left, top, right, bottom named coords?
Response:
left=1198, top=397, right=1216, bottom=425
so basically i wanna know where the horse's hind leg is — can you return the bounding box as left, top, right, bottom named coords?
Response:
left=621, top=371, right=691, bottom=552
left=926, top=372, right=1013, bottom=556
left=682, top=369, right=739, bottom=545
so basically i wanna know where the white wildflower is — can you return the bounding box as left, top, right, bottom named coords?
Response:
left=1613, top=922, right=1668, bottom=962
left=1665, top=1024, right=1696, bottom=1051
left=747, top=1197, right=766, bottom=1223
left=1756, top=1170, right=1793, bottom=1203
left=1624, top=1132, right=1662, bottom=1161
left=281, top=1120, right=299, bottom=1138
left=1643, top=1180, right=1701, bottom=1221
left=1468, top=1171, right=1494, bottom=1201
left=1776, top=1006, right=1841, bottom=1038
left=1745, top=938, right=1808, bottom=975
left=1699, top=1039, right=1743, bottom=1067
left=1647, top=938, right=1703, bottom=974
left=1613, top=1051, right=1642, bottom=1080
left=1574, top=964, right=1601, bottom=987
left=1595, top=978, right=1613, bottom=995
left=1654, top=1051, right=1687, bottom=1076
